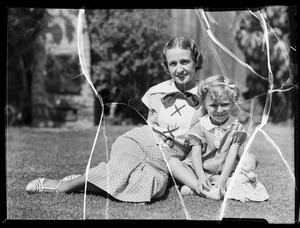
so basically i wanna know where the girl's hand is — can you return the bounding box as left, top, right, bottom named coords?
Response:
left=196, top=176, right=212, bottom=195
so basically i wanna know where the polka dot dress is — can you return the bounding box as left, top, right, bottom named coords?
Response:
left=87, top=80, right=202, bottom=202
left=87, top=125, right=190, bottom=202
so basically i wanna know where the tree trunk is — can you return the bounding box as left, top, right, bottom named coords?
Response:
left=31, top=35, right=50, bottom=127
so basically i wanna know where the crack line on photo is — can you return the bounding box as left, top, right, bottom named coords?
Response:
left=77, top=9, right=191, bottom=219
left=195, top=7, right=295, bottom=221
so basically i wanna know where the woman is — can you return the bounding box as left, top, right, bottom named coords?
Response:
left=26, top=36, right=205, bottom=202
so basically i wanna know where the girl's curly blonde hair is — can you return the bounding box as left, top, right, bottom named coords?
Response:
left=198, top=75, right=240, bottom=104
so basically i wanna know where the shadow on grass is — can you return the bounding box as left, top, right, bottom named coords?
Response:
left=77, top=180, right=176, bottom=204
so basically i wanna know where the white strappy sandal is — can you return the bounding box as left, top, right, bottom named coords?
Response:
left=26, top=175, right=81, bottom=194
left=25, top=178, right=64, bottom=194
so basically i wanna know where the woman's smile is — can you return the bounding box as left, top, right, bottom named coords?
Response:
left=176, top=73, right=188, bottom=80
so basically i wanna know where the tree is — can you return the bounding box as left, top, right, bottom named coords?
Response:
left=85, top=9, right=172, bottom=124
left=7, top=8, right=52, bottom=125
left=234, top=6, right=294, bottom=123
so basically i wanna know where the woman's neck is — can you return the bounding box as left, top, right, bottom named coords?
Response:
left=175, top=80, right=196, bottom=92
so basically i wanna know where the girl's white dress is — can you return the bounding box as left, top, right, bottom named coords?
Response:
left=228, top=171, right=269, bottom=202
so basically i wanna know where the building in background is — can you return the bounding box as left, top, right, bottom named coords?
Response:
left=31, top=9, right=93, bottom=127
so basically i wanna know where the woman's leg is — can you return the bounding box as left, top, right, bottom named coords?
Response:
left=168, top=158, right=198, bottom=191
left=41, top=175, right=103, bottom=194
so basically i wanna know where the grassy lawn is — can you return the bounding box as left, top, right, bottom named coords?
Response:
left=5, top=122, right=295, bottom=223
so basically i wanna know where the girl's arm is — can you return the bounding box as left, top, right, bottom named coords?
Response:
left=215, top=143, right=240, bottom=193
left=191, top=145, right=211, bottom=192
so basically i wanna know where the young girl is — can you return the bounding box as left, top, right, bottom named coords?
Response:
left=26, top=36, right=206, bottom=203
left=169, top=75, right=248, bottom=199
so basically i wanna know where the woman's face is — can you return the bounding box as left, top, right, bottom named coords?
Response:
left=165, top=48, right=197, bottom=91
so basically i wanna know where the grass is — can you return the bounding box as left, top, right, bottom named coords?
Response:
left=5, top=122, right=296, bottom=223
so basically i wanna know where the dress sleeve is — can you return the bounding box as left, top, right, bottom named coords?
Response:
left=141, top=88, right=151, bottom=109
left=141, top=87, right=164, bottom=112
left=142, top=87, right=164, bottom=125
left=186, top=123, right=204, bottom=147
left=231, top=124, right=248, bottom=145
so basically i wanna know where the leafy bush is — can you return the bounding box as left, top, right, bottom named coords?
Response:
left=234, top=7, right=294, bottom=123
left=86, top=9, right=172, bottom=122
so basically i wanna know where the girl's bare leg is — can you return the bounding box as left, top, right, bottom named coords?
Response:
left=168, top=158, right=198, bottom=191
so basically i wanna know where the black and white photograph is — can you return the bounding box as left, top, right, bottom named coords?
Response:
left=4, top=6, right=298, bottom=224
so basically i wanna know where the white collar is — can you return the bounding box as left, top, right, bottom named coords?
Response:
left=150, top=79, right=198, bottom=94
left=199, top=115, right=238, bottom=131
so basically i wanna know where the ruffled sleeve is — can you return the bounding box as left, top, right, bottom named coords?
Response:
left=231, top=124, right=248, bottom=145
left=186, top=123, right=205, bottom=147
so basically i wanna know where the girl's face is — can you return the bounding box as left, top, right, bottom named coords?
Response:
left=165, top=48, right=198, bottom=91
left=205, top=93, right=234, bottom=125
